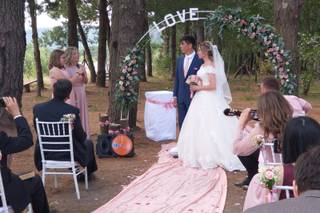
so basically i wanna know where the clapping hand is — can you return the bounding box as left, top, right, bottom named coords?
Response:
left=76, top=67, right=88, bottom=83
left=3, top=97, right=21, bottom=117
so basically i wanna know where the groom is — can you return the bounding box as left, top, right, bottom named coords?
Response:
left=173, top=35, right=203, bottom=128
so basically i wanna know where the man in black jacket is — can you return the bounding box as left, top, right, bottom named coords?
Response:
left=33, top=79, right=97, bottom=177
left=0, top=97, right=49, bottom=213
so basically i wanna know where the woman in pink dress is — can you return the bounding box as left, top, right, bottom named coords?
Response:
left=64, top=47, right=90, bottom=139
left=243, top=116, right=320, bottom=212
left=231, top=91, right=292, bottom=211
left=233, top=91, right=292, bottom=164
left=48, top=49, right=80, bottom=105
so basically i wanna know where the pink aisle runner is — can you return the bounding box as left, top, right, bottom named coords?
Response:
left=94, top=143, right=227, bottom=213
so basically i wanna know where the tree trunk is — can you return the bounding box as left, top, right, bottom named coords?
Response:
left=274, top=0, right=303, bottom=94
left=196, top=21, right=205, bottom=43
left=0, top=0, right=26, bottom=132
left=146, top=42, right=152, bottom=77
left=108, top=0, right=146, bottom=127
left=170, top=26, right=177, bottom=80
left=184, top=21, right=191, bottom=35
left=67, top=0, right=78, bottom=48
left=162, top=31, right=170, bottom=56
left=77, top=16, right=97, bottom=83
left=96, top=0, right=110, bottom=87
left=28, top=0, right=43, bottom=97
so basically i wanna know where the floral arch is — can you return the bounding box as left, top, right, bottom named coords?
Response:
left=115, top=6, right=296, bottom=111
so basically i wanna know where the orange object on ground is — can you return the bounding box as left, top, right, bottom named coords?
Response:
left=111, top=134, right=133, bottom=156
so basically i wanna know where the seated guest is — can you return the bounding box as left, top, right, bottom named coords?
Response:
left=33, top=79, right=97, bottom=177
left=236, top=76, right=312, bottom=188
left=234, top=91, right=292, bottom=188
left=245, top=144, right=320, bottom=213
left=260, top=76, right=312, bottom=117
left=243, top=116, right=320, bottom=211
left=0, top=97, right=49, bottom=213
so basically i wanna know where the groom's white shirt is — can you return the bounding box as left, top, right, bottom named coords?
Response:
left=183, top=51, right=195, bottom=77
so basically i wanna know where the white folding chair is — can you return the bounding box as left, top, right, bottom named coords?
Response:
left=261, top=141, right=282, bottom=166
left=273, top=185, right=294, bottom=199
left=35, top=119, right=88, bottom=199
left=0, top=166, right=33, bottom=213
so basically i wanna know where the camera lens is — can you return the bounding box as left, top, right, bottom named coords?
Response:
left=0, top=98, right=5, bottom=107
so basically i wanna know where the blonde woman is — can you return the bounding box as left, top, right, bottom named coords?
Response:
left=48, top=49, right=79, bottom=105
left=64, top=47, right=90, bottom=139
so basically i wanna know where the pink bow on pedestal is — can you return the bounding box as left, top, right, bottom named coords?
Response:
left=146, top=98, right=175, bottom=110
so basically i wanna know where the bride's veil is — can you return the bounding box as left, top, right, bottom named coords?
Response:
left=211, top=44, right=232, bottom=104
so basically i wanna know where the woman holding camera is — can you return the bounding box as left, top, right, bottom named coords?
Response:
left=243, top=116, right=320, bottom=211
left=233, top=91, right=292, bottom=188
left=64, top=47, right=90, bottom=139
left=233, top=91, right=292, bottom=157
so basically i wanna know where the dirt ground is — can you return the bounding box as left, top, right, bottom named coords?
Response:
left=10, top=77, right=320, bottom=213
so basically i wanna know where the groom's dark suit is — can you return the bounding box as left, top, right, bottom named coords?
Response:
left=33, top=98, right=97, bottom=175
left=173, top=53, right=203, bottom=128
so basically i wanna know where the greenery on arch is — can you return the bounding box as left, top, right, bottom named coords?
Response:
left=205, top=6, right=296, bottom=94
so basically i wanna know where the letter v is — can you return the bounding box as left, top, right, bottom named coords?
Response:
left=177, top=9, right=186, bottom=23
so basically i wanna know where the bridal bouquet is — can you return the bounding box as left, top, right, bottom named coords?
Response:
left=258, top=165, right=280, bottom=190
left=186, top=75, right=201, bottom=86
left=186, top=75, right=202, bottom=98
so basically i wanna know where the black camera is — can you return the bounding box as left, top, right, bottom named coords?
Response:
left=223, top=108, right=260, bottom=121
left=0, top=97, right=5, bottom=107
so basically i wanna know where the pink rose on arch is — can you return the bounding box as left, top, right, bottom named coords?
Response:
left=240, top=19, right=247, bottom=25
left=250, top=33, right=256, bottom=39
left=265, top=170, right=274, bottom=180
left=276, top=54, right=283, bottom=62
left=266, top=40, right=271, bottom=45
left=279, top=67, right=284, bottom=72
left=267, top=48, right=274, bottom=53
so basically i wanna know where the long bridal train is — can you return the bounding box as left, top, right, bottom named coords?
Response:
left=94, top=143, right=227, bottom=213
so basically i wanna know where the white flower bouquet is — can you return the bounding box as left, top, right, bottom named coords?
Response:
left=259, top=165, right=280, bottom=190
left=60, top=114, right=76, bottom=123
left=186, top=75, right=202, bottom=98
left=186, top=74, right=201, bottom=86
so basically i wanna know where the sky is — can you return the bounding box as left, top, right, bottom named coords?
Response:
left=25, top=0, right=65, bottom=30
left=25, top=13, right=64, bottom=30
left=24, top=0, right=161, bottom=43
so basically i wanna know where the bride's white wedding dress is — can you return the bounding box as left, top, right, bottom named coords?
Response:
left=177, top=65, right=243, bottom=171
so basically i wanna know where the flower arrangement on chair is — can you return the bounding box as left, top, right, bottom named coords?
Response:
left=259, top=165, right=281, bottom=202
left=60, top=114, right=76, bottom=122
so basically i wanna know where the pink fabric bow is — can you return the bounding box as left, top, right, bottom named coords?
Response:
left=146, top=98, right=175, bottom=110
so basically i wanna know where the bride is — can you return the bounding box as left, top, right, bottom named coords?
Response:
left=177, top=41, right=243, bottom=171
